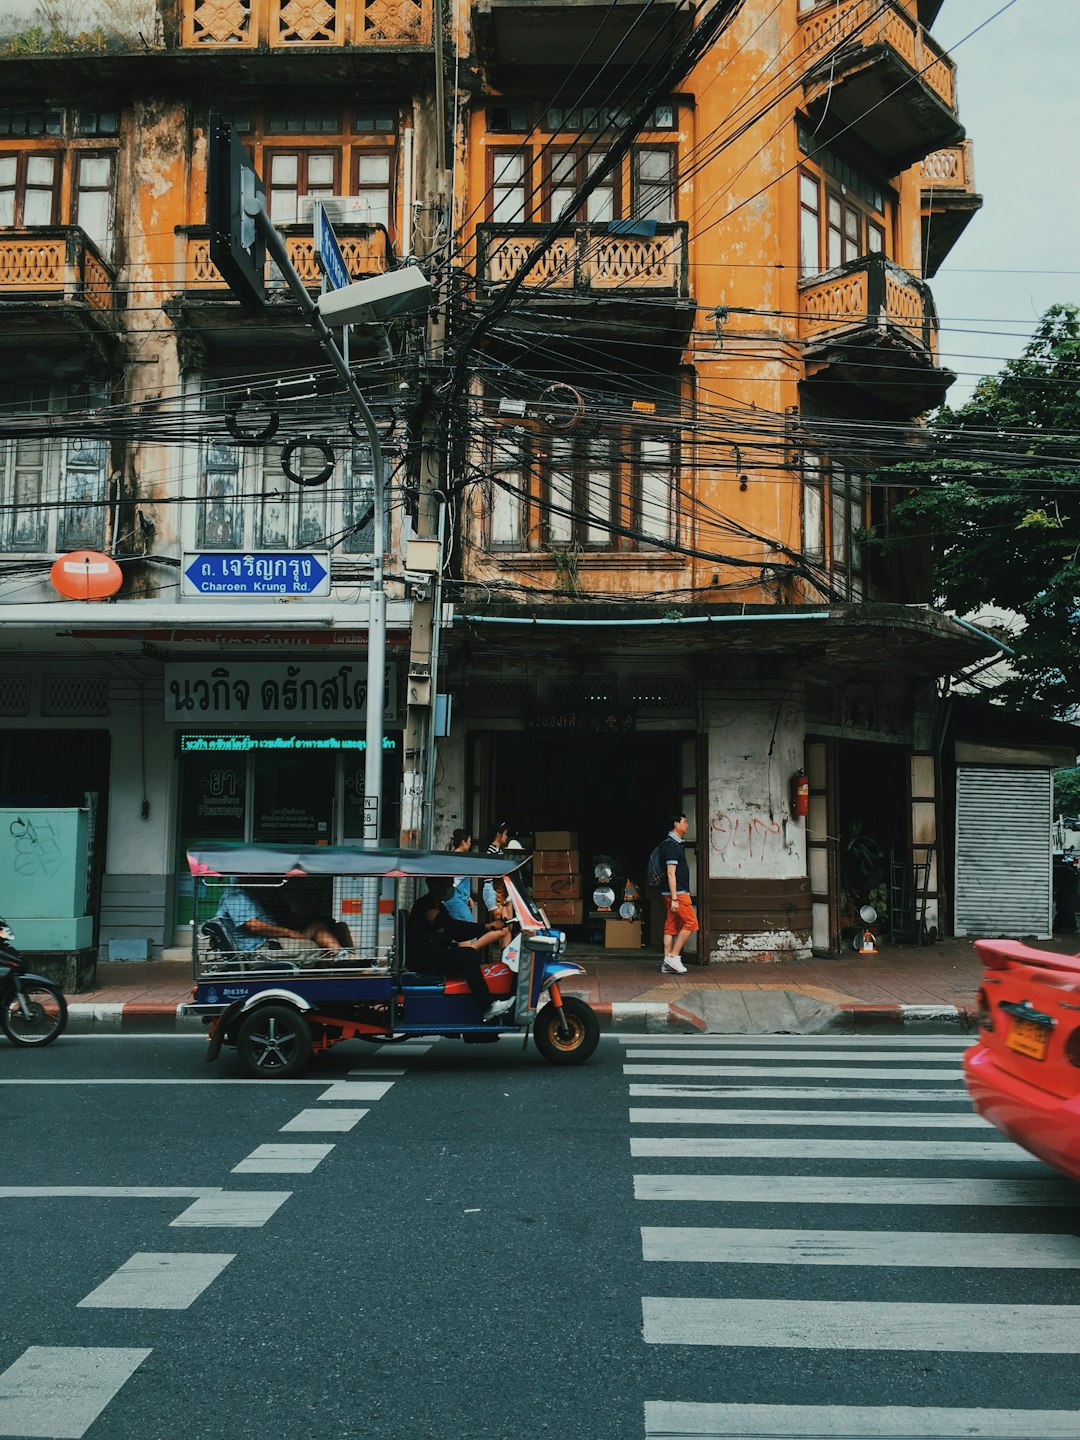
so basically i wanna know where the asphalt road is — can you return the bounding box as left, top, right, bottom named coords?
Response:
left=2, top=1030, right=1080, bottom=1439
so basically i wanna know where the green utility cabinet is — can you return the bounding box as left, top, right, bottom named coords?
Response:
left=0, top=808, right=93, bottom=950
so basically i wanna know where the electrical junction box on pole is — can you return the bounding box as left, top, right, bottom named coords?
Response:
left=207, top=112, right=266, bottom=310
left=312, top=200, right=350, bottom=292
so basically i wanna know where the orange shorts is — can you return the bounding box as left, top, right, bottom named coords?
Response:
left=663, top=894, right=699, bottom=935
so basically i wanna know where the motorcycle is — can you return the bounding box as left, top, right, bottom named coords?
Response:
left=0, top=917, right=68, bottom=1047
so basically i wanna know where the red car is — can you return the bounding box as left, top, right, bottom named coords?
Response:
left=964, top=939, right=1080, bottom=1183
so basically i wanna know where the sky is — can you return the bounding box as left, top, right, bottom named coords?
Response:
left=928, top=0, right=1080, bottom=404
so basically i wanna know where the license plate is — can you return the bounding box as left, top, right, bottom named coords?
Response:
left=1006, top=1016, right=1050, bottom=1061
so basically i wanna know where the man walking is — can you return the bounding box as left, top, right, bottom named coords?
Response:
left=659, top=811, right=698, bottom=974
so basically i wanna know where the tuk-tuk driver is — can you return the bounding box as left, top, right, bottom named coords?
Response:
left=406, top=878, right=514, bottom=1022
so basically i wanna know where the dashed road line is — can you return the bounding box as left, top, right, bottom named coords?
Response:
left=170, top=1192, right=291, bottom=1228
left=0, top=1346, right=151, bottom=1439
left=280, top=1107, right=368, bottom=1132
left=77, top=1253, right=234, bottom=1310
left=232, top=1143, right=334, bottom=1173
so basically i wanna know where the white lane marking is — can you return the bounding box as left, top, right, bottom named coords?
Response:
left=280, top=1108, right=368, bottom=1132
left=171, top=1192, right=291, bottom=1228
left=643, top=1400, right=1080, bottom=1438
left=624, top=1065, right=964, bottom=1081
left=0, top=1346, right=151, bottom=1439
left=0, top=1078, right=334, bottom=1086
left=317, top=1081, right=394, bottom=1102
left=346, top=1069, right=407, bottom=1076
left=621, top=1034, right=972, bottom=1047
left=641, top=1226, right=1080, bottom=1268
left=0, top=1187, right=218, bottom=1199
left=633, top=1175, right=1074, bottom=1206
left=641, top=1296, right=1080, bottom=1352
left=628, top=1107, right=987, bottom=1129
left=77, top=1253, right=234, bottom=1310
left=624, top=1049, right=968, bottom=1064
left=630, top=1137, right=1028, bottom=1161
left=232, top=1143, right=334, bottom=1174
left=628, top=1086, right=974, bottom=1101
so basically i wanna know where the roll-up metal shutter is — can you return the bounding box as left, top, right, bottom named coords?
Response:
left=954, top=766, right=1052, bottom=937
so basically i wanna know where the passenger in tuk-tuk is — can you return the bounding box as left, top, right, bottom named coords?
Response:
left=406, top=877, right=515, bottom=1022
left=216, top=878, right=353, bottom=957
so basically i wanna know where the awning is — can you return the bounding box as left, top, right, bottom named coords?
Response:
left=188, top=843, right=526, bottom=880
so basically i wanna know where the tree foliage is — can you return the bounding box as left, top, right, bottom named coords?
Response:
left=878, top=303, right=1080, bottom=716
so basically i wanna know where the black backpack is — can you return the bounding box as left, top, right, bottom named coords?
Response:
left=645, top=844, right=665, bottom=889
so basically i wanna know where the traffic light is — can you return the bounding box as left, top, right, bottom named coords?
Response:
left=207, top=112, right=266, bottom=311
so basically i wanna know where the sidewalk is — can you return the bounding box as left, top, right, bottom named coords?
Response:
left=62, top=932, right=1080, bottom=1035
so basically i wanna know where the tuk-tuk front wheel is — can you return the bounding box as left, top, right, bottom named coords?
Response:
left=236, top=1004, right=312, bottom=1079
left=533, top=996, right=599, bottom=1065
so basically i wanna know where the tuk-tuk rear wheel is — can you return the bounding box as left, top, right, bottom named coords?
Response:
left=533, top=996, right=600, bottom=1065
left=236, top=1004, right=312, bottom=1079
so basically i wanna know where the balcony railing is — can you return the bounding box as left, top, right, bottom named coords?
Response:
left=0, top=228, right=116, bottom=315
left=800, top=0, right=956, bottom=111
left=476, top=222, right=689, bottom=297
left=179, top=223, right=391, bottom=292
left=182, top=0, right=430, bottom=46
left=920, top=140, right=976, bottom=192
left=799, top=253, right=938, bottom=359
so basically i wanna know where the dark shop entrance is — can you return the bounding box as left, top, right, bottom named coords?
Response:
left=474, top=730, right=687, bottom=941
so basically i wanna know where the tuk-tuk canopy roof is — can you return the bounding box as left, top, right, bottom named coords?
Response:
left=187, top=843, right=526, bottom=880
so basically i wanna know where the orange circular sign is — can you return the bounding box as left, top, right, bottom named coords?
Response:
left=50, top=550, right=123, bottom=601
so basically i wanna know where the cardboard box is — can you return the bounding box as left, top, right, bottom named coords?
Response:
left=533, top=849, right=579, bottom=875
left=532, top=873, right=581, bottom=900
left=604, top=919, right=643, bottom=949
left=541, top=898, right=584, bottom=925
left=533, top=830, right=578, bottom=850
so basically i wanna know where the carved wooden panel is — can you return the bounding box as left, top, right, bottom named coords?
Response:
left=0, top=238, right=65, bottom=288
left=185, top=0, right=253, bottom=44
left=800, top=271, right=868, bottom=338
left=274, top=0, right=339, bottom=44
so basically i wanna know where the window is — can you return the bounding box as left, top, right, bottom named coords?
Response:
left=632, top=147, right=674, bottom=222
left=0, top=110, right=62, bottom=137
left=800, top=448, right=866, bottom=598
left=73, top=153, right=115, bottom=255
left=638, top=437, right=676, bottom=546
left=351, top=151, right=393, bottom=228
left=487, top=106, right=528, bottom=134
left=267, top=108, right=340, bottom=134
left=0, top=152, right=59, bottom=226
left=353, top=107, right=397, bottom=134
left=491, top=151, right=527, bottom=223
left=544, top=149, right=616, bottom=223
left=487, top=435, right=524, bottom=549
left=197, top=397, right=374, bottom=554
left=798, top=169, right=888, bottom=277
left=0, top=383, right=108, bottom=554
left=266, top=150, right=338, bottom=224
left=75, top=112, right=119, bottom=137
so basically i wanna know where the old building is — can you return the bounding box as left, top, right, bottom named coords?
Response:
left=438, top=0, right=993, bottom=958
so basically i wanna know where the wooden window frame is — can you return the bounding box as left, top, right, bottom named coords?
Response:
left=488, top=146, right=532, bottom=224
left=71, top=149, right=116, bottom=256
left=349, top=146, right=396, bottom=234
left=0, top=150, right=61, bottom=226
left=263, top=147, right=342, bottom=224
left=631, top=143, right=677, bottom=223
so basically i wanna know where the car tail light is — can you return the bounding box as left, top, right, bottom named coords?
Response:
left=1064, top=1027, right=1080, bottom=1068
left=975, top=988, right=994, bottom=1030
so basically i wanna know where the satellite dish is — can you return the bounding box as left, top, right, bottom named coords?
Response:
left=50, top=550, right=122, bottom=602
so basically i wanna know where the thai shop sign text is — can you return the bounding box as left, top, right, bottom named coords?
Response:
left=165, top=663, right=399, bottom=723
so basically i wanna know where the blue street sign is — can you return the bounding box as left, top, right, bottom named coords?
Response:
left=182, top=552, right=331, bottom=597
left=312, top=201, right=350, bottom=293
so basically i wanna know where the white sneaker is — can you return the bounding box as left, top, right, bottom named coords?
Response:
left=483, top=997, right=515, bottom=1022
left=661, top=956, right=688, bottom=974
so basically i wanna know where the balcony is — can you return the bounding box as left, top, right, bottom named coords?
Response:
left=919, top=140, right=983, bottom=278
left=472, top=0, right=692, bottom=75
left=799, top=253, right=953, bottom=417
left=0, top=228, right=121, bottom=364
left=799, top=0, right=963, bottom=171
left=165, top=222, right=391, bottom=360
left=474, top=221, right=693, bottom=348
left=182, top=0, right=430, bottom=45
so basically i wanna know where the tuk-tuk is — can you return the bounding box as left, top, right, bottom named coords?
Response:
left=180, top=843, right=600, bottom=1077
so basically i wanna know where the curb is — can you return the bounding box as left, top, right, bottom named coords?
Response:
left=840, top=1002, right=976, bottom=1033
left=67, top=1003, right=205, bottom=1034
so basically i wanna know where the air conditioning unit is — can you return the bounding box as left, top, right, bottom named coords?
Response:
left=299, top=195, right=380, bottom=227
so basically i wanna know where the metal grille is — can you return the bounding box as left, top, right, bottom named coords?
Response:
left=457, top=679, right=532, bottom=716
left=628, top=678, right=695, bottom=714
left=550, top=678, right=617, bottom=708
left=42, top=676, right=110, bottom=716
left=954, top=766, right=1052, bottom=937
left=0, top=676, right=31, bottom=715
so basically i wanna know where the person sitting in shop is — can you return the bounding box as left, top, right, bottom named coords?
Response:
left=214, top=877, right=353, bottom=957
left=405, top=877, right=514, bottom=1023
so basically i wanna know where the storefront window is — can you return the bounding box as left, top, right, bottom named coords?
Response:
left=252, top=751, right=335, bottom=843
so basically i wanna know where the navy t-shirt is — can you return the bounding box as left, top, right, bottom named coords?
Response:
left=659, top=835, right=690, bottom=894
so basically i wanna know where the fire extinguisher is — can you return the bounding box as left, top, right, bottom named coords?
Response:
left=791, top=770, right=809, bottom=818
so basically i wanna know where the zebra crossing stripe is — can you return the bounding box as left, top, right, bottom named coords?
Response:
left=628, top=1086, right=973, bottom=1101
left=77, top=1253, right=234, bottom=1310
left=631, top=1137, right=1023, bottom=1160
left=232, top=1143, right=334, bottom=1173
left=628, top=1108, right=987, bottom=1128
left=640, top=1226, right=1080, bottom=1267
left=624, top=1065, right=965, bottom=1081
left=0, top=1346, right=151, bottom=1439
left=643, top=1400, right=1080, bottom=1438
left=623, top=1049, right=966, bottom=1064
left=633, top=1174, right=1074, bottom=1205
left=641, top=1296, right=1080, bottom=1351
